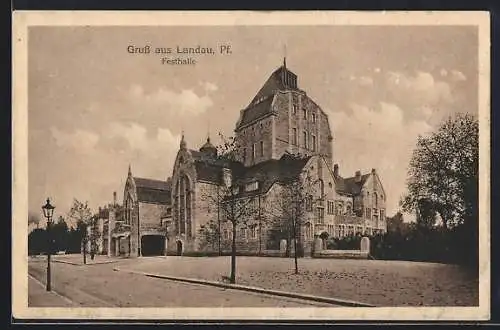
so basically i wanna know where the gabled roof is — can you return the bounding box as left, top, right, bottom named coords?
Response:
left=133, top=177, right=171, bottom=204
left=335, top=173, right=370, bottom=196
left=232, top=154, right=311, bottom=198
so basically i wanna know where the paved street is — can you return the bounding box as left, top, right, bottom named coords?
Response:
left=28, top=256, right=335, bottom=307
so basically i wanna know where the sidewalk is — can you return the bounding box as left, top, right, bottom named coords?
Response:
left=28, top=276, right=75, bottom=307
left=52, top=254, right=121, bottom=266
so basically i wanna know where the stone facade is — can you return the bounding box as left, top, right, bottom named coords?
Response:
left=102, top=61, right=387, bottom=257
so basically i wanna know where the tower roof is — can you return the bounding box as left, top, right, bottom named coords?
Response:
left=236, top=63, right=300, bottom=130
left=199, top=136, right=216, bottom=152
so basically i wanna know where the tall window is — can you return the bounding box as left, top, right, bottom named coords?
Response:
left=346, top=204, right=352, bottom=215
left=306, top=195, right=313, bottom=211
left=338, top=224, right=346, bottom=238
left=380, top=209, right=385, bottom=221
left=242, top=148, right=247, bottom=163
left=292, top=128, right=297, bottom=145
left=312, top=113, right=316, bottom=123
left=292, top=104, right=297, bottom=114
left=302, top=108, right=307, bottom=120
left=365, top=208, right=371, bottom=219
left=316, top=208, right=325, bottom=224
left=249, top=224, right=258, bottom=239
left=318, top=179, right=325, bottom=198
left=260, top=141, right=264, bottom=157
left=305, top=222, right=312, bottom=239
left=327, top=201, right=335, bottom=214
left=312, top=135, right=316, bottom=152
left=252, top=143, right=256, bottom=161
left=303, top=131, right=308, bottom=149
left=373, top=192, right=378, bottom=207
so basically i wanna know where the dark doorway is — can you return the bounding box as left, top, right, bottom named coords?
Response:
left=176, top=240, right=183, bottom=256
left=141, top=235, right=164, bottom=256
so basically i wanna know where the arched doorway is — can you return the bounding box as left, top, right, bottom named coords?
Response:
left=176, top=240, right=183, bottom=256
left=141, top=235, right=165, bottom=256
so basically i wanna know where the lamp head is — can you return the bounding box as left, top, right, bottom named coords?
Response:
left=42, top=198, right=55, bottom=220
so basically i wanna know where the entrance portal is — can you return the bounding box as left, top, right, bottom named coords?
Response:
left=176, top=240, right=183, bottom=256
left=141, top=235, right=165, bottom=256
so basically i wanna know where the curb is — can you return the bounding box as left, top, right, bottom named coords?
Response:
left=113, top=267, right=375, bottom=307
left=54, top=259, right=118, bottom=266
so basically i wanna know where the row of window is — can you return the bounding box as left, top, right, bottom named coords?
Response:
left=326, top=200, right=352, bottom=215
left=303, top=223, right=384, bottom=239
left=222, top=225, right=260, bottom=240
left=292, top=104, right=317, bottom=123
left=365, top=208, right=385, bottom=221
left=291, top=128, right=317, bottom=151
left=242, top=141, right=265, bottom=163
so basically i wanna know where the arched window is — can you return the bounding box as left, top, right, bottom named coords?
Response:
left=373, top=193, right=378, bottom=208
left=346, top=203, right=352, bottom=215
left=176, top=174, right=192, bottom=237
left=318, top=179, right=325, bottom=198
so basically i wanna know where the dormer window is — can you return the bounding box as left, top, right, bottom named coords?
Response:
left=245, top=181, right=259, bottom=192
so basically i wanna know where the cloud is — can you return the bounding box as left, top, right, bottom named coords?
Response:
left=450, top=69, right=467, bottom=82
left=107, top=122, right=180, bottom=154
left=440, top=68, right=448, bottom=77
left=349, top=75, right=374, bottom=87
left=129, top=84, right=214, bottom=116
left=385, top=71, right=453, bottom=121
left=329, top=102, right=432, bottom=216
left=374, top=68, right=381, bottom=73
left=200, top=81, right=218, bottom=92
left=50, top=127, right=99, bottom=153
left=358, top=76, right=374, bottom=86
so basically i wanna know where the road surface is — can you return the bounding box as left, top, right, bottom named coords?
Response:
left=28, top=258, right=336, bottom=308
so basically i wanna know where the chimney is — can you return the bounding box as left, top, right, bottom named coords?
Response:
left=113, top=191, right=117, bottom=206
left=333, top=164, right=339, bottom=177
left=98, top=207, right=102, bottom=217
left=355, top=170, right=362, bottom=183
left=371, top=168, right=376, bottom=175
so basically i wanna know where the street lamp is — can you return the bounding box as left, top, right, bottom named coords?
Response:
left=41, top=198, right=55, bottom=291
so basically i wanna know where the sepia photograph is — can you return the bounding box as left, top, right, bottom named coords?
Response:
left=12, top=11, right=490, bottom=321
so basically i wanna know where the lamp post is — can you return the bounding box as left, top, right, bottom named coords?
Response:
left=41, top=198, right=55, bottom=291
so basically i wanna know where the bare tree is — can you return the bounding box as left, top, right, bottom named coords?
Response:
left=67, top=199, right=93, bottom=264
left=267, top=159, right=319, bottom=274
left=199, top=134, right=262, bottom=284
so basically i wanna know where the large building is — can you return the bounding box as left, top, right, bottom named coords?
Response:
left=104, top=60, right=387, bottom=257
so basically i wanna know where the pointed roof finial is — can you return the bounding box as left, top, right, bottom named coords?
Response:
left=180, top=131, right=187, bottom=150
left=128, top=163, right=132, bottom=176
left=283, top=44, right=287, bottom=69
left=207, top=120, right=211, bottom=143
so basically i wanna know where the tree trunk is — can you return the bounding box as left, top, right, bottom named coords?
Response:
left=230, top=220, right=237, bottom=284
left=293, top=218, right=299, bottom=274
left=83, top=238, right=87, bottom=265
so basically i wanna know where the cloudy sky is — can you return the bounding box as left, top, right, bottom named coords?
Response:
left=28, top=25, right=478, bottom=224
